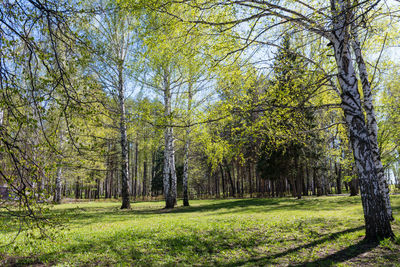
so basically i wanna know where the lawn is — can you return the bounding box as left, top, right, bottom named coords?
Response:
left=1, top=195, right=400, bottom=266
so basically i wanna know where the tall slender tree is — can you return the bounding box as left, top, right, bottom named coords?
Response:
left=82, top=2, right=140, bottom=209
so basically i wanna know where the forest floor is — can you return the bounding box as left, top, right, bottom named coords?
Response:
left=1, top=195, right=400, bottom=266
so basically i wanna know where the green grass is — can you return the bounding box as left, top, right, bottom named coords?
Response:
left=1, top=195, right=400, bottom=266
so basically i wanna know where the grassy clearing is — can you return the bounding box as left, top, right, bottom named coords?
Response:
left=1, top=195, right=400, bottom=266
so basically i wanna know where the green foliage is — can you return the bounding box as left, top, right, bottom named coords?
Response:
left=151, top=147, right=164, bottom=193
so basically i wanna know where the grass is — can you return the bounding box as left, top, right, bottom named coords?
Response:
left=0, top=195, right=400, bottom=266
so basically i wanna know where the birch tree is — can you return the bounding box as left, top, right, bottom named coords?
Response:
left=182, top=81, right=192, bottom=206
left=53, top=128, right=64, bottom=204
left=162, top=67, right=178, bottom=208
left=138, top=5, right=212, bottom=208
left=82, top=2, right=139, bottom=209
left=139, top=11, right=181, bottom=208
left=350, top=23, right=393, bottom=220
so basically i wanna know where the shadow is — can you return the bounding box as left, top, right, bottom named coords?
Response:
left=0, top=216, right=22, bottom=234
left=31, top=198, right=294, bottom=227
left=2, top=196, right=397, bottom=266
left=220, top=226, right=365, bottom=267
left=1, top=202, right=370, bottom=266
left=1, top=196, right=369, bottom=236
left=33, top=196, right=365, bottom=229
left=165, top=198, right=297, bottom=214
left=297, top=239, right=378, bottom=266
left=1, top=195, right=369, bottom=231
left=2, top=231, right=146, bottom=266
left=14, top=224, right=363, bottom=266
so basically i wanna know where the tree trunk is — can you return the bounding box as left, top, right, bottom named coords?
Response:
left=248, top=162, right=253, bottom=198
left=219, top=164, right=226, bottom=198
left=118, top=62, right=130, bottom=209
left=215, top=171, right=220, bottom=198
left=134, top=139, right=138, bottom=199
left=183, top=82, right=192, bottom=206
left=183, top=131, right=190, bottom=206
left=163, top=67, right=177, bottom=209
left=54, top=166, right=62, bottom=204
left=351, top=26, right=393, bottom=220
left=53, top=128, right=63, bottom=204
left=75, top=177, right=80, bottom=199
left=330, top=0, right=393, bottom=240
left=234, top=162, right=239, bottom=197
left=336, top=163, right=342, bottom=194
left=143, top=159, right=147, bottom=198
left=311, top=167, right=316, bottom=196
left=96, top=178, right=100, bottom=199
left=224, top=160, right=235, bottom=197
left=294, top=157, right=302, bottom=199
left=304, top=165, right=309, bottom=196
left=166, top=125, right=178, bottom=208
left=241, top=165, right=244, bottom=197
left=302, top=166, right=308, bottom=196
left=314, top=168, right=322, bottom=196
left=151, top=150, right=155, bottom=195
left=349, top=177, right=358, bottom=196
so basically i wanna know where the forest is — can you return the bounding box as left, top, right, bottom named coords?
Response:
left=1, top=0, right=400, bottom=265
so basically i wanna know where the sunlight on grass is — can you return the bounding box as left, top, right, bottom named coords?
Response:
left=1, top=195, right=399, bottom=266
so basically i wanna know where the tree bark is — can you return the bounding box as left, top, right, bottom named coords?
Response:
left=351, top=26, right=393, bottom=220
left=294, top=156, right=302, bottom=199
left=215, top=171, right=220, bottom=198
left=75, top=177, right=80, bottom=199
left=118, top=62, right=130, bottom=209
left=183, top=82, right=192, bottom=206
left=349, top=177, right=359, bottom=196
left=219, top=164, right=226, bottom=198
left=53, top=127, right=63, bottom=204
left=336, top=163, right=342, bottom=194
left=183, top=135, right=190, bottom=206
left=330, top=0, right=393, bottom=240
left=163, top=67, right=177, bottom=209
left=248, top=162, right=253, bottom=198
left=134, top=139, right=138, bottom=199
left=54, top=165, right=62, bottom=204
left=143, top=159, right=147, bottom=198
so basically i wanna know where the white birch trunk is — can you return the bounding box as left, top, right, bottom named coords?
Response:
left=163, top=127, right=171, bottom=204
left=53, top=129, right=63, bottom=204
left=351, top=26, right=393, bottom=220
left=163, top=67, right=177, bottom=208
left=183, top=82, right=192, bottom=206
left=118, top=62, right=130, bottom=209
left=183, top=133, right=190, bottom=206
left=330, top=0, right=393, bottom=240
left=169, top=129, right=177, bottom=206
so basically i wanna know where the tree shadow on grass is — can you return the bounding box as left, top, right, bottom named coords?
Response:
left=297, top=239, right=379, bottom=267
left=165, top=198, right=297, bottom=214
left=1, top=196, right=368, bottom=236
left=3, top=238, right=145, bottom=266
left=42, top=197, right=365, bottom=229
left=220, top=226, right=366, bottom=267
left=41, top=199, right=292, bottom=226
left=156, top=196, right=365, bottom=216
left=1, top=220, right=366, bottom=266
